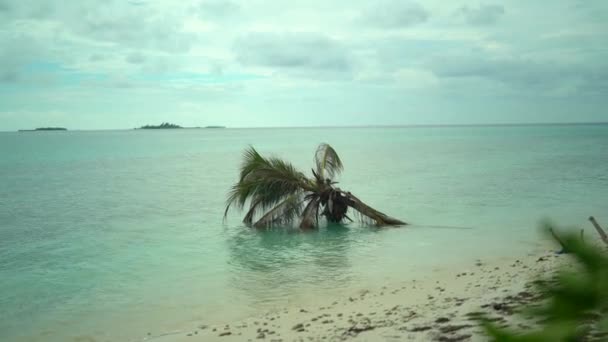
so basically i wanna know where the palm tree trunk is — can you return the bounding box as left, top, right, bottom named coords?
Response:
left=344, top=192, right=406, bottom=226
left=243, top=198, right=263, bottom=226
left=300, top=197, right=321, bottom=229
left=252, top=196, right=303, bottom=228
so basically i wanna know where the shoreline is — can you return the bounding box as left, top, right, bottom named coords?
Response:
left=149, top=242, right=567, bottom=342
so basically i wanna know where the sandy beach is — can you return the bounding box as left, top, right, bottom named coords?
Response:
left=150, top=241, right=569, bottom=342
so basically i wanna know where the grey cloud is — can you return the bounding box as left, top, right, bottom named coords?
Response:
left=429, top=54, right=605, bottom=95
left=0, top=70, right=18, bottom=83
left=3, top=1, right=193, bottom=53
left=89, top=54, right=106, bottom=62
left=126, top=52, right=145, bottom=64
left=457, top=4, right=505, bottom=26
left=234, top=32, right=351, bottom=75
left=432, top=57, right=552, bottom=84
left=28, top=1, right=55, bottom=19
left=359, top=38, right=462, bottom=73
left=81, top=13, right=192, bottom=52
left=0, top=0, right=57, bottom=20
left=0, top=35, right=41, bottom=84
left=361, top=1, right=429, bottom=28
left=570, top=0, right=608, bottom=21
left=197, top=0, right=239, bottom=17
left=578, top=70, right=608, bottom=95
left=0, top=0, right=10, bottom=12
left=210, top=63, right=224, bottom=76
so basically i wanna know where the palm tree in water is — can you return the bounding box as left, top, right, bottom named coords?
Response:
left=224, top=143, right=405, bottom=229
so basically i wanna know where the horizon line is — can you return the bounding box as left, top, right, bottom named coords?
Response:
left=3, top=121, right=608, bottom=132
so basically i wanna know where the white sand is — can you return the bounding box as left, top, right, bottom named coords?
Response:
left=149, top=244, right=568, bottom=342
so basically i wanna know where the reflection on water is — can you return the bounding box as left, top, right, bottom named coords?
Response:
left=226, top=224, right=357, bottom=304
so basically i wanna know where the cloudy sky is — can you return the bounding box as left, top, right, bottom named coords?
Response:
left=0, top=0, right=607, bottom=130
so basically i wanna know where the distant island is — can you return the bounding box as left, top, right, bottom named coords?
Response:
left=18, top=127, right=67, bottom=132
left=136, top=123, right=226, bottom=130
left=138, top=122, right=182, bottom=129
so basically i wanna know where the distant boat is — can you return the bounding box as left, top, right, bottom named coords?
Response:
left=18, top=127, right=67, bottom=132
left=205, top=126, right=226, bottom=129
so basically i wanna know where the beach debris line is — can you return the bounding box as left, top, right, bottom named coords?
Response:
left=224, top=143, right=406, bottom=229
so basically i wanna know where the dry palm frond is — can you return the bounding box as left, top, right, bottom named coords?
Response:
left=315, top=143, right=343, bottom=180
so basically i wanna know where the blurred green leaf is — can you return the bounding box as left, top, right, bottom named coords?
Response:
left=483, top=220, right=608, bottom=341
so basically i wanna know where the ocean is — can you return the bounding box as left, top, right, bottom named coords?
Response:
left=1, top=125, right=607, bottom=341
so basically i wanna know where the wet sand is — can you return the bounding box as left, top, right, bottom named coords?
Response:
left=150, top=243, right=569, bottom=342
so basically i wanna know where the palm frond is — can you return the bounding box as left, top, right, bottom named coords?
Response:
left=224, top=146, right=312, bottom=220
left=238, top=146, right=266, bottom=182
left=314, top=143, right=343, bottom=180
left=345, top=192, right=406, bottom=226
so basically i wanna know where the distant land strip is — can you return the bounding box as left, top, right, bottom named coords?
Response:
left=18, top=127, right=67, bottom=132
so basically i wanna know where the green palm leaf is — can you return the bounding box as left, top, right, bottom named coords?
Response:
left=224, top=146, right=312, bottom=224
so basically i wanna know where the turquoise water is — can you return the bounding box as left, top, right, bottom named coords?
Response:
left=1, top=125, right=607, bottom=341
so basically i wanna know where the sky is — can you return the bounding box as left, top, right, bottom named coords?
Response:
left=0, top=0, right=607, bottom=130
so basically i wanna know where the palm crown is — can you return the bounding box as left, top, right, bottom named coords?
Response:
left=224, top=143, right=405, bottom=229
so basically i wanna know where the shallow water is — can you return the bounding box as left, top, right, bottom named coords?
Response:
left=1, top=125, right=607, bottom=341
